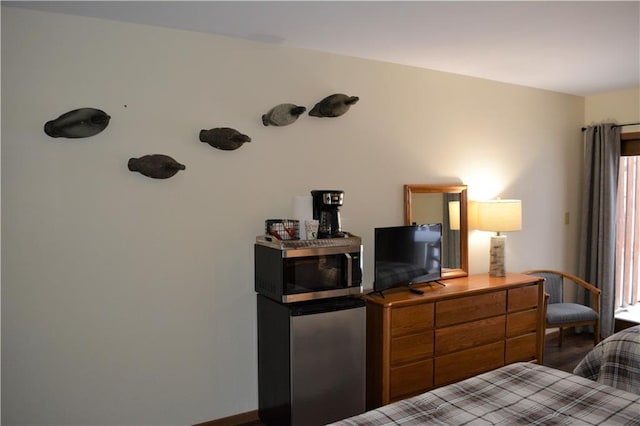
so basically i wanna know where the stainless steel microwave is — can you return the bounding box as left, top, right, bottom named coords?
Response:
left=254, top=235, right=363, bottom=303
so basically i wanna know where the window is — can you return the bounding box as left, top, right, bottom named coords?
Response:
left=615, top=132, right=640, bottom=314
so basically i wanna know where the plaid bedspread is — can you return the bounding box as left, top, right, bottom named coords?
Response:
left=574, top=324, right=640, bottom=394
left=331, top=363, right=640, bottom=425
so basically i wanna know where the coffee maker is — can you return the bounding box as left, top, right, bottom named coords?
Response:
left=311, top=190, right=345, bottom=238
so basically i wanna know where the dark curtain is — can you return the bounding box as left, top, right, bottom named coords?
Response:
left=578, top=123, right=621, bottom=337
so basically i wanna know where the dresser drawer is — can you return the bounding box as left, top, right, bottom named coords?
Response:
left=389, top=359, right=433, bottom=401
left=391, top=303, right=434, bottom=337
left=391, top=332, right=433, bottom=365
left=435, top=316, right=505, bottom=356
left=507, top=309, right=538, bottom=337
left=506, top=332, right=537, bottom=363
left=436, top=291, right=506, bottom=327
left=508, top=284, right=539, bottom=312
left=434, top=341, right=505, bottom=386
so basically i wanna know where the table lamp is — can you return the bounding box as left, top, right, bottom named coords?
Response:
left=476, top=199, right=522, bottom=277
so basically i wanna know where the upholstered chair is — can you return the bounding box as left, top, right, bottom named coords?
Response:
left=523, top=270, right=601, bottom=347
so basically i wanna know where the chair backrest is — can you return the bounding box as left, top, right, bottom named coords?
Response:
left=529, top=271, right=563, bottom=304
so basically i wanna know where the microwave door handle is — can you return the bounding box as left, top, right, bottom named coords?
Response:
left=344, top=253, right=352, bottom=287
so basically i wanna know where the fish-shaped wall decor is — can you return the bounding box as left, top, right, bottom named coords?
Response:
left=128, top=154, right=186, bottom=179
left=44, top=108, right=111, bottom=138
left=309, top=94, right=359, bottom=118
left=262, top=104, right=307, bottom=126
left=199, top=127, right=251, bottom=151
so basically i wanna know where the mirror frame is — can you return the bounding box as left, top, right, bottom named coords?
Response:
left=404, top=184, right=469, bottom=280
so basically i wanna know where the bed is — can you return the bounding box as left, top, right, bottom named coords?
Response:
left=574, top=324, right=640, bottom=394
left=330, top=362, right=640, bottom=425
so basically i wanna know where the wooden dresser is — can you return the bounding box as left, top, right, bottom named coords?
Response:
left=364, top=272, right=545, bottom=409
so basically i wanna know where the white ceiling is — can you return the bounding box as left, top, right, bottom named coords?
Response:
left=5, top=1, right=640, bottom=96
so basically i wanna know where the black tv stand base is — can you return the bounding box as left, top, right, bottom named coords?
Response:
left=408, top=281, right=447, bottom=295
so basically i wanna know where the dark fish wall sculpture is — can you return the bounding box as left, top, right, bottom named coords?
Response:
left=44, top=108, right=111, bottom=138
left=199, top=127, right=251, bottom=151
left=128, top=154, right=186, bottom=179
left=309, top=94, right=359, bottom=118
left=262, top=104, right=307, bottom=126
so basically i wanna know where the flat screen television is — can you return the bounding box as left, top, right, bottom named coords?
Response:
left=373, top=224, right=442, bottom=294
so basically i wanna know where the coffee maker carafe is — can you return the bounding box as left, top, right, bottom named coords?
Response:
left=311, top=190, right=345, bottom=238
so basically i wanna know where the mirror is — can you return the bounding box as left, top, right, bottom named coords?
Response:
left=404, top=184, right=468, bottom=279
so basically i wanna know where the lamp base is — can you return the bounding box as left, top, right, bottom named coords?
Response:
left=489, top=235, right=506, bottom=277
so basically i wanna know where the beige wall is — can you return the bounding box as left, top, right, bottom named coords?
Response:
left=585, top=88, right=640, bottom=132
left=0, top=6, right=593, bottom=425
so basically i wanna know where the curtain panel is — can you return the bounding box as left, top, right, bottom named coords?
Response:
left=578, top=123, right=621, bottom=337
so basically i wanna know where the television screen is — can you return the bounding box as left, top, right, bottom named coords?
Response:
left=374, top=224, right=442, bottom=293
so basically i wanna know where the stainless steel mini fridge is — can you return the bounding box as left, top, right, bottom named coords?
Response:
left=257, top=294, right=366, bottom=425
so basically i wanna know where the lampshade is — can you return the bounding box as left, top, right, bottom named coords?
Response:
left=448, top=201, right=460, bottom=230
left=476, top=199, right=522, bottom=233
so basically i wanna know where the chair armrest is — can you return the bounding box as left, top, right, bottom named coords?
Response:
left=559, top=272, right=600, bottom=314
left=560, top=271, right=601, bottom=296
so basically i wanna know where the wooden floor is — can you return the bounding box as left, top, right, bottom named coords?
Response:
left=542, top=330, right=596, bottom=373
